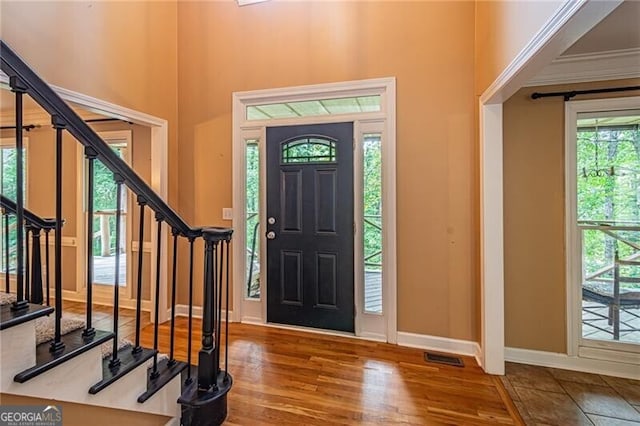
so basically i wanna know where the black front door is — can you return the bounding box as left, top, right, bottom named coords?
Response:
left=266, top=122, right=354, bottom=332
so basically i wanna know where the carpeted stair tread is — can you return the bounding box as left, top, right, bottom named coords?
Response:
left=0, top=292, right=17, bottom=305
left=1, top=294, right=134, bottom=358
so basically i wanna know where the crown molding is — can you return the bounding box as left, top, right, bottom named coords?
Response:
left=526, top=48, right=640, bottom=87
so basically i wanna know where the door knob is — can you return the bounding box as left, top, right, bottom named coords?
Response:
left=266, top=231, right=276, bottom=240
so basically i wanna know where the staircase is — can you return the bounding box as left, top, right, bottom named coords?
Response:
left=0, top=40, right=232, bottom=426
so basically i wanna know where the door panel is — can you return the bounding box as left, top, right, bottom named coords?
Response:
left=266, top=122, right=354, bottom=332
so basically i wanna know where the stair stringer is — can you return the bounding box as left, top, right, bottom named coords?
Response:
left=0, top=321, right=180, bottom=419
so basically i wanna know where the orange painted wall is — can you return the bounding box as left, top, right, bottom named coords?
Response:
left=0, top=0, right=179, bottom=211
left=474, top=0, right=563, bottom=96
left=177, top=0, right=478, bottom=339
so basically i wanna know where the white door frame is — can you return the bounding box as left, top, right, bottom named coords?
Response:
left=0, top=73, right=170, bottom=323
left=479, top=0, right=622, bottom=373
left=565, top=96, right=640, bottom=365
left=232, top=77, right=397, bottom=343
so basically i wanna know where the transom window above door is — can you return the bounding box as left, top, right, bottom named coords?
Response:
left=246, top=95, right=381, bottom=120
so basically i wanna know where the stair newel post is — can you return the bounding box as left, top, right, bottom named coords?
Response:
left=181, top=227, right=233, bottom=426
left=109, top=174, right=124, bottom=369
left=168, top=228, right=179, bottom=365
left=3, top=209, right=9, bottom=294
left=83, top=147, right=98, bottom=339
left=151, top=213, right=163, bottom=379
left=44, top=228, right=50, bottom=306
left=10, top=76, right=28, bottom=310
left=24, top=225, right=30, bottom=301
left=50, top=115, right=66, bottom=353
left=29, top=226, right=43, bottom=304
left=133, top=196, right=146, bottom=354
left=185, top=235, right=195, bottom=385
left=198, top=232, right=217, bottom=392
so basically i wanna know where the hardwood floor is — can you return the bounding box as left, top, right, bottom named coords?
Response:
left=139, top=317, right=521, bottom=425
left=58, top=301, right=521, bottom=425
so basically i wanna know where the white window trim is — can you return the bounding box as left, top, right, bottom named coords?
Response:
left=565, top=96, right=640, bottom=363
left=232, top=77, right=397, bottom=343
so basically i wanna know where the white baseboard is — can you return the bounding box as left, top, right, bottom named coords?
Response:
left=61, top=290, right=152, bottom=312
left=396, top=331, right=482, bottom=365
left=505, top=347, right=640, bottom=380
left=170, top=304, right=234, bottom=322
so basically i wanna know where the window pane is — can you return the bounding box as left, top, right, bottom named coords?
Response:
left=1, top=146, right=25, bottom=273
left=246, top=95, right=381, bottom=121
left=282, top=137, right=336, bottom=163
left=576, top=114, right=640, bottom=345
left=363, top=134, right=382, bottom=313
left=92, top=146, right=126, bottom=286
left=246, top=141, right=260, bottom=298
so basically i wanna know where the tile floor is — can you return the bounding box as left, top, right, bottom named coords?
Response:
left=502, top=362, right=640, bottom=425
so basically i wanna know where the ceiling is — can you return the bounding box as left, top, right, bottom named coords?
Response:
left=562, top=1, right=640, bottom=56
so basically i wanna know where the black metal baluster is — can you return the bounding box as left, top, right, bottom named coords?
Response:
left=224, top=238, right=230, bottom=381
left=83, top=148, right=97, bottom=339
left=151, top=214, right=163, bottom=379
left=10, top=76, right=27, bottom=310
left=212, top=239, right=219, bottom=385
left=24, top=226, right=30, bottom=301
left=168, top=229, right=179, bottom=365
left=4, top=210, right=10, bottom=293
left=50, top=115, right=66, bottom=352
left=29, top=227, right=43, bottom=304
left=216, top=237, right=224, bottom=376
left=133, top=197, right=146, bottom=354
left=109, top=175, right=124, bottom=369
left=186, top=236, right=195, bottom=384
left=44, top=229, right=50, bottom=306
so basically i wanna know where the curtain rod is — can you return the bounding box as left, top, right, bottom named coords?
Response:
left=0, top=117, right=132, bottom=131
left=531, top=86, right=640, bottom=101
left=85, top=117, right=134, bottom=125
left=0, top=124, right=38, bottom=131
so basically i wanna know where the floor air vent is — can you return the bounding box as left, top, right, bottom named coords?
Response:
left=424, top=352, right=464, bottom=367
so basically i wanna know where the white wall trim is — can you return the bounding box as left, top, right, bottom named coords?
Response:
left=527, top=48, right=640, bottom=87
left=61, top=289, right=152, bottom=312
left=1, top=72, right=170, bottom=324
left=480, top=0, right=623, bottom=104
left=397, top=332, right=482, bottom=364
left=479, top=103, right=505, bottom=374
left=565, top=100, right=580, bottom=358
left=170, top=304, right=234, bottom=322
left=505, top=347, right=640, bottom=380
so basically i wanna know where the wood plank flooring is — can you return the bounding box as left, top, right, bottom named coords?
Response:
left=58, top=301, right=521, bottom=425
left=138, top=316, right=521, bottom=425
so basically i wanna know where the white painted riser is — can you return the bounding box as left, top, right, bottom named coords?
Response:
left=0, top=321, right=180, bottom=418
